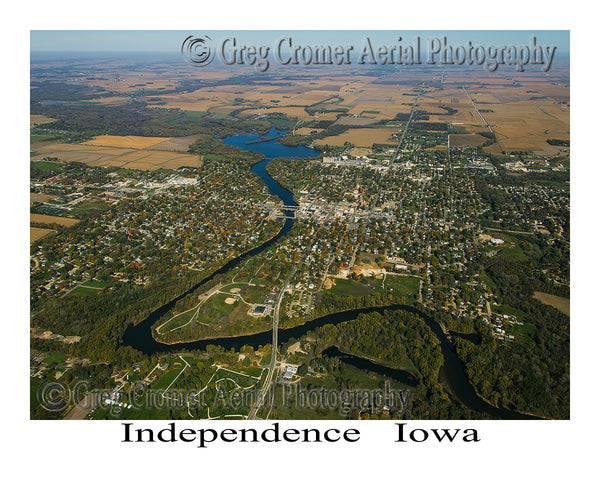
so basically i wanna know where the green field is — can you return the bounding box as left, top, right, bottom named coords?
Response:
left=329, top=277, right=378, bottom=297
left=68, top=201, right=111, bottom=218
left=204, top=293, right=240, bottom=316
left=69, top=279, right=112, bottom=297
left=69, top=286, right=101, bottom=298
left=214, top=368, right=262, bottom=389
left=159, top=307, right=199, bottom=332
left=31, top=160, right=64, bottom=172
left=154, top=362, right=187, bottom=390
left=182, top=110, right=208, bottom=120
left=492, top=303, right=527, bottom=319
left=384, top=275, right=420, bottom=297
left=31, top=134, right=58, bottom=143
left=44, top=351, right=69, bottom=365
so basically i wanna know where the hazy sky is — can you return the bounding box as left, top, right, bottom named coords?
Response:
left=31, top=30, right=570, bottom=54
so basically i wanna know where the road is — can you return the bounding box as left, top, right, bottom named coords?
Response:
left=246, top=265, right=297, bottom=419
left=393, top=87, right=423, bottom=163
left=463, top=86, right=505, bottom=152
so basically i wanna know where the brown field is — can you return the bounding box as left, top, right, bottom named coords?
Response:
left=30, top=115, right=56, bottom=126
left=418, top=83, right=570, bottom=153
left=30, top=193, right=57, bottom=204
left=30, top=227, right=55, bottom=243
left=315, top=128, right=397, bottom=148
left=294, top=127, right=323, bottom=136
left=30, top=214, right=79, bottom=227
left=82, top=135, right=171, bottom=149
left=486, top=101, right=569, bottom=153
left=33, top=68, right=568, bottom=161
left=33, top=144, right=201, bottom=170
left=534, top=291, right=570, bottom=316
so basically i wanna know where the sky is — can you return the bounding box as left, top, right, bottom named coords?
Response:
left=30, top=30, right=570, bottom=54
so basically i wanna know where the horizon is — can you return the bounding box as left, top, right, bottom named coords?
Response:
left=31, top=30, right=570, bottom=54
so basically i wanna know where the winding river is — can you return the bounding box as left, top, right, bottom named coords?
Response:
left=122, top=133, right=539, bottom=420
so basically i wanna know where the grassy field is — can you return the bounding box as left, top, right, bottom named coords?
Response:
left=68, top=201, right=111, bottom=218
left=30, top=134, right=59, bottom=143
left=69, top=279, right=114, bottom=297
left=69, top=286, right=102, bottom=298
left=329, top=277, right=378, bottom=297
left=31, top=160, right=64, bottom=172
left=82, top=279, right=113, bottom=288
left=384, top=275, right=420, bottom=297
left=154, top=362, right=187, bottom=390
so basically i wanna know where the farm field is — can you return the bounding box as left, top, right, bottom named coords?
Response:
left=30, top=114, right=56, bottom=126
left=30, top=227, right=54, bottom=243
left=82, top=135, right=171, bottom=149
left=30, top=214, right=79, bottom=227
left=33, top=143, right=201, bottom=170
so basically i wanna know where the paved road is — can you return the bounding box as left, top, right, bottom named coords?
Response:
left=247, top=266, right=297, bottom=419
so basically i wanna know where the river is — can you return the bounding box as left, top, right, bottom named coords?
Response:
left=121, top=132, right=539, bottom=419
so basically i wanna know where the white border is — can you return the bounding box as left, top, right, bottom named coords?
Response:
left=4, top=1, right=597, bottom=477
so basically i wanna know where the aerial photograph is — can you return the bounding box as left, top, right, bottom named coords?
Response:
left=29, top=30, right=570, bottom=421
